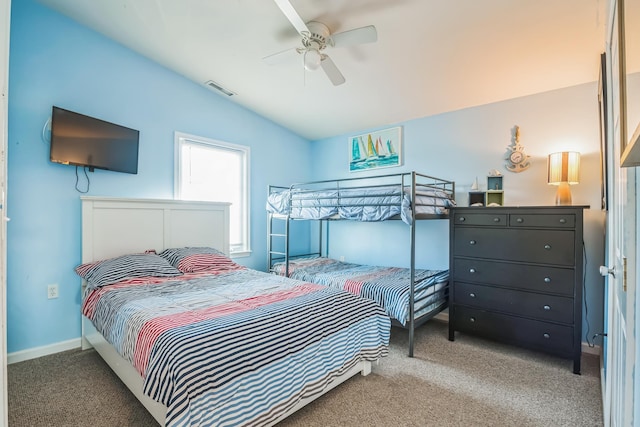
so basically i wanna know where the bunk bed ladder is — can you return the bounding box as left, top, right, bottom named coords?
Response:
left=267, top=212, right=290, bottom=275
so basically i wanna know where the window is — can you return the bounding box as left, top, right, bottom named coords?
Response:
left=175, top=132, right=250, bottom=256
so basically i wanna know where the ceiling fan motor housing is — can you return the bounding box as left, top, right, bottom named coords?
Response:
left=303, top=21, right=331, bottom=50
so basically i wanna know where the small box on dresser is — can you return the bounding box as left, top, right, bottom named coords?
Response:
left=448, top=206, right=586, bottom=374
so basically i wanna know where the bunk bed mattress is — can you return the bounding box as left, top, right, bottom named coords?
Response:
left=82, top=267, right=390, bottom=427
left=266, top=186, right=454, bottom=224
left=272, top=257, right=448, bottom=325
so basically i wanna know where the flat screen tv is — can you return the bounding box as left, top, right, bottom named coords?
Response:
left=50, top=106, right=139, bottom=174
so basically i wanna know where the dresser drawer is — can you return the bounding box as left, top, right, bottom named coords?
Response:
left=452, top=305, right=574, bottom=356
left=454, top=228, right=575, bottom=266
left=453, top=258, right=575, bottom=296
left=452, top=212, right=507, bottom=226
left=454, top=283, right=574, bottom=323
left=509, top=213, right=575, bottom=228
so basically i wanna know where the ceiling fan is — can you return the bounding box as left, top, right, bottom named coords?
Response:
left=264, top=0, right=378, bottom=86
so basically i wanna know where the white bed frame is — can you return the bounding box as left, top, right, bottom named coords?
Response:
left=80, top=197, right=371, bottom=426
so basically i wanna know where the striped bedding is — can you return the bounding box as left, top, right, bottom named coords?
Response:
left=266, top=185, right=455, bottom=225
left=272, top=257, right=448, bottom=326
left=82, top=267, right=390, bottom=427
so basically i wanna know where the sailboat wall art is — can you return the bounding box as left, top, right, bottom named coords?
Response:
left=349, top=126, right=402, bottom=172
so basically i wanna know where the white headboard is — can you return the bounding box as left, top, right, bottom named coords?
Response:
left=81, top=197, right=230, bottom=263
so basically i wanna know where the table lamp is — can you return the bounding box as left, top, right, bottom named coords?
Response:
left=547, top=151, right=580, bottom=205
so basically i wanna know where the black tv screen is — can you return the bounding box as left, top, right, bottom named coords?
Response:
left=50, top=106, right=139, bottom=174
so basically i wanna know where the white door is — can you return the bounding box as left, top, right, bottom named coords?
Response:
left=603, top=139, right=636, bottom=427
left=0, top=0, right=8, bottom=425
left=602, top=1, right=636, bottom=425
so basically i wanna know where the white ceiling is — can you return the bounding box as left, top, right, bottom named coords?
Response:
left=36, top=0, right=607, bottom=140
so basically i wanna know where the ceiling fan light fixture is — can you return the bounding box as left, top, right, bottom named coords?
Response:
left=269, top=1, right=377, bottom=86
left=303, top=49, right=322, bottom=71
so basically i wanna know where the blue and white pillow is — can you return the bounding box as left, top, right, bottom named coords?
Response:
left=76, top=253, right=182, bottom=288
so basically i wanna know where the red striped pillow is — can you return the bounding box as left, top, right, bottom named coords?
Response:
left=177, top=253, right=243, bottom=273
left=158, top=247, right=244, bottom=273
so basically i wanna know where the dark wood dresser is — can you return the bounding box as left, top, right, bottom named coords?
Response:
left=448, top=206, right=585, bottom=374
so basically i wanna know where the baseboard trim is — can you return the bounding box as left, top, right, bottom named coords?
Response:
left=433, top=312, right=601, bottom=356
left=7, top=338, right=81, bottom=364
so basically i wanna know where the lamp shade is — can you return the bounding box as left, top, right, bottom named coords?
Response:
left=547, top=151, right=580, bottom=185
left=303, top=49, right=322, bottom=71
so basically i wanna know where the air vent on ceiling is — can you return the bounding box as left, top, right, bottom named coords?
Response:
left=204, top=80, right=235, bottom=97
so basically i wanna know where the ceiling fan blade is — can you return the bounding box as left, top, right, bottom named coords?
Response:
left=273, top=0, right=310, bottom=36
left=263, top=47, right=299, bottom=65
left=330, top=25, right=378, bottom=47
left=320, top=55, right=346, bottom=86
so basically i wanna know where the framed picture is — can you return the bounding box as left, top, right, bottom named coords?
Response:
left=609, top=0, right=625, bottom=163
left=349, top=126, right=402, bottom=172
left=598, top=52, right=609, bottom=211
left=621, top=0, right=640, bottom=166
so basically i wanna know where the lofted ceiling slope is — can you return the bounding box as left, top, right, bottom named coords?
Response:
left=36, top=0, right=606, bottom=140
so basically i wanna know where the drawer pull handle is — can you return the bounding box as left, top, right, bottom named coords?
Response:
left=493, top=217, right=500, bottom=222
left=459, top=217, right=466, bottom=222
left=469, top=268, right=476, bottom=274
left=543, top=305, right=551, bottom=311
left=544, top=277, right=551, bottom=283
left=469, top=240, right=476, bottom=245
left=543, top=333, right=550, bottom=339
left=516, top=217, right=524, bottom=223
left=469, top=293, right=476, bottom=298
left=544, top=244, right=551, bottom=250
left=559, top=218, right=566, bottom=224
left=469, top=317, right=476, bottom=323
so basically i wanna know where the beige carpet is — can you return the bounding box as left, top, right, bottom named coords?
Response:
left=8, top=320, right=602, bottom=426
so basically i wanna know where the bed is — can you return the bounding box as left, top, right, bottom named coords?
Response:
left=266, top=173, right=454, bottom=224
left=79, top=197, right=390, bottom=427
left=266, top=172, right=455, bottom=356
left=271, top=256, right=449, bottom=327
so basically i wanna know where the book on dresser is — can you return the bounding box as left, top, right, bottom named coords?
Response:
left=448, top=206, right=586, bottom=374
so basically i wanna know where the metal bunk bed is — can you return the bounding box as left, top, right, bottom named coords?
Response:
left=266, top=171, right=456, bottom=356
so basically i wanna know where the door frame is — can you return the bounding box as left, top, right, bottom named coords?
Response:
left=0, top=0, right=9, bottom=425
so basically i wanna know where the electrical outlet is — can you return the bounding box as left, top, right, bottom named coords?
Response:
left=47, top=283, right=59, bottom=299
left=339, top=256, right=345, bottom=262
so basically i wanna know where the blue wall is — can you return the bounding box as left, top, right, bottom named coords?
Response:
left=7, top=0, right=312, bottom=353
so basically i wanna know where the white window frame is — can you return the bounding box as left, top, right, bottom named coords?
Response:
left=174, top=132, right=251, bottom=257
